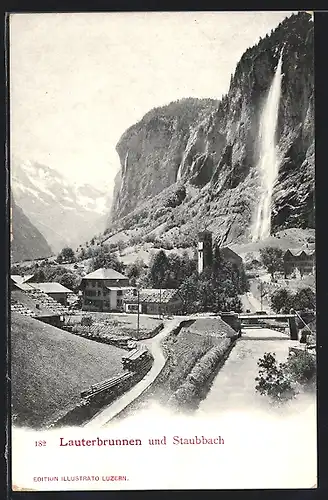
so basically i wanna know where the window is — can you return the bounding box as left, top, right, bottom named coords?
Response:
left=117, top=290, right=123, bottom=296
left=117, top=299, right=123, bottom=306
left=97, top=290, right=101, bottom=296
left=91, top=281, right=96, bottom=288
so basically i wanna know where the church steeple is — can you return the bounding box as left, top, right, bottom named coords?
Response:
left=197, top=230, right=213, bottom=274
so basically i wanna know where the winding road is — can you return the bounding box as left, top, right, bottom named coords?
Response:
left=83, top=317, right=182, bottom=428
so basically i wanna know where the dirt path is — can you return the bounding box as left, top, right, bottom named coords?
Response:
left=83, top=318, right=182, bottom=428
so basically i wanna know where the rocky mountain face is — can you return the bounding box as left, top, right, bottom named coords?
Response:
left=11, top=196, right=53, bottom=263
left=109, top=12, right=314, bottom=248
left=12, top=160, right=112, bottom=253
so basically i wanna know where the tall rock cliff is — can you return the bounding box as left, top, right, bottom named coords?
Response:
left=109, top=12, right=314, bottom=247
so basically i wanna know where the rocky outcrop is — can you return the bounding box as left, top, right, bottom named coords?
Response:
left=109, top=12, right=314, bottom=246
left=11, top=196, right=53, bottom=263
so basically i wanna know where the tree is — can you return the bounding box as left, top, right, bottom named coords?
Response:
left=178, top=257, right=243, bottom=315
left=81, top=315, right=93, bottom=335
left=293, top=287, right=315, bottom=311
left=146, top=250, right=197, bottom=289
left=57, top=272, right=80, bottom=293
left=125, top=259, right=146, bottom=286
left=148, top=250, right=170, bottom=288
left=77, top=247, right=87, bottom=260
left=32, top=268, right=46, bottom=283
left=57, top=247, right=76, bottom=264
left=89, top=246, right=124, bottom=273
left=178, top=272, right=199, bottom=313
left=286, top=350, right=316, bottom=387
left=255, top=353, right=296, bottom=403
left=259, top=246, right=284, bottom=279
left=270, top=288, right=294, bottom=314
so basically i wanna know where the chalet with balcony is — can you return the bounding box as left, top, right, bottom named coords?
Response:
left=80, top=268, right=133, bottom=312
left=283, top=249, right=315, bottom=277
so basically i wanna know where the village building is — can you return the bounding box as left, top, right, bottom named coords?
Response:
left=283, top=249, right=315, bottom=277
left=197, top=230, right=213, bottom=274
left=197, top=230, right=243, bottom=274
left=28, top=282, right=72, bottom=306
left=11, top=285, right=69, bottom=327
left=123, top=288, right=183, bottom=315
left=11, top=274, right=35, bottom=288
left=80, top=268, right=133, bottom=312
left=218, top=246, right=244, bottom=271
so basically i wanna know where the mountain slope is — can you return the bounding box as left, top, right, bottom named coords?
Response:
left=108, top=12, right=314, bottom=248
left=11, top=196, right=53, bottom=263
left=11, top=312, right=126, bottom=428
left=12, top=160, right=112, bottom=253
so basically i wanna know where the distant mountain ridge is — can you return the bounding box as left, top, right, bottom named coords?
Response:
left=12, top=160, right=112, bottom=253
left=11, top=196, right=53, bottom=263
left=108, top=12, right=314, bottom=248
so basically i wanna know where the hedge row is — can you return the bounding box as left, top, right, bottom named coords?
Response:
left=168, top=338, right=232, bottom=408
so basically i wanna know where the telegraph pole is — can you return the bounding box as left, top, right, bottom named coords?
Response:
left=159, top=285, right=162, bottom=319
left=137, top=287, right=140, bottom=337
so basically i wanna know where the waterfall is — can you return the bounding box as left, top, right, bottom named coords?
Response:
left=176, top=163, right=182, bottom=182
left=251, top=47, right=284, bottom=242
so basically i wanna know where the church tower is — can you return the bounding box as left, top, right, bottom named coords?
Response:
left=197, top=230, right=213, bottom=274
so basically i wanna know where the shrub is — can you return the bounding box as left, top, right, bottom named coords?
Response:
left=187, top=340, right=230, bottom=387
left=259, top=246, right=284, bottom=279
left=144, top=234, right=156, bottom=243
left=285, top=350, right=316, bottom=386
left=293, top=287, right=315, bottom=311
left=168, top=333, right=214, bottom=392
left=168, top=381, right=198, bottom=407
left=81, top=315, right=93, bottom=328
left=129, top=234, right=143, bottom=246
left=271, top=288, right=294, bottom=314
left=255, top=353, right=296, bottom=402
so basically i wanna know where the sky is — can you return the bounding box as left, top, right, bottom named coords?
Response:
left=10, top=11, right=298, bottom=191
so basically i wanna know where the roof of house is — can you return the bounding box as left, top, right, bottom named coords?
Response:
left=11, top=289, right=69, bottom=318
left=219, top=247, right=243, bottom=262
left=12, top=282, right=34, bottom=292
left=106, top=286, right=135, bottom=291
left=284, top=249, right=315, bottom=258
left=82, top=268, right=128, bottom=281
left=124, top=288, right=180, bottom=304
left=29, top=282, right=72, bottom=294
left=11, top=274, right=35, bottom=284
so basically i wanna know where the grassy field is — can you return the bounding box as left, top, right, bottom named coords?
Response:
left=231, top=227, right=315, bottom=260
left=11, top=312, right=127, bottom=429
left=67, top=312, right=163, bottom=340
left=184, top=317, right=238, bottom=338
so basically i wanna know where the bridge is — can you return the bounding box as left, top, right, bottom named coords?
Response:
left=220, top=311, right=299, bottom=340
left=237, top=312, right=298, bottom=340
left=238, top=313, right=296, bottom=320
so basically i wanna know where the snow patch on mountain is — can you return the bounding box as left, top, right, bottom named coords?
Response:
left=11, top=160, right=112, bottom=252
